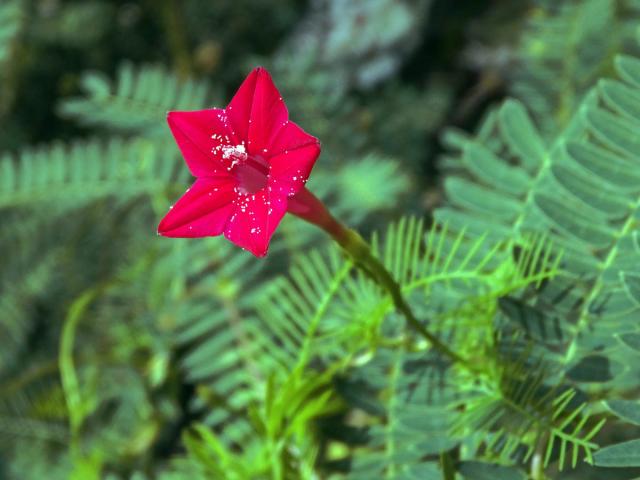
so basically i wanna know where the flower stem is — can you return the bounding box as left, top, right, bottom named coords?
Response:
left=288, top=188, right=470, bottom=368
left=331, top=224, right=469, bottom=366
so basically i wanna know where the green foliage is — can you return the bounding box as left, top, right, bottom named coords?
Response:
left=310, top=154, right=411, bottom=224
left=0, top=137, right=180, bottom=209
left=30, top=1, right=114, bottom=47
left=160, top=218, right=563, bottom=479
left=58, top=63, right=217, bottom=135
left=277, top=0, right=432, bottom=91
left=0, top=0, right=22, bottom=67
left=438, top=54, right=640, bottom=392
left=594, top=438, right=640, bottom=467
left=434, top=10, right=640, bottom=477
left=0, top=0, right=23, bottom=118
left=510, top=0, right=640, bottom=136
left=5, top=1, right=640, bottom=479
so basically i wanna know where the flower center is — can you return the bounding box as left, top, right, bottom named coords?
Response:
left=222, top=144, right=269, bottom=195
left=221, top=144, right=248, bottom=168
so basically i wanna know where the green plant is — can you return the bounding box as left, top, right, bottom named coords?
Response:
left=4, top=1, right=640, bottom=479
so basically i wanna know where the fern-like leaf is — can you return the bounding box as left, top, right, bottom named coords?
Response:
left=58, top=63, right=217, bottom=134
left=0, top=137, right=181, bottom=209
left=438, top=57, right=640, bottom=387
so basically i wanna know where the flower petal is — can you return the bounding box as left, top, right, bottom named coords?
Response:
left=224, top=188, right=288, bottom=257
left=268, top=119, right=319, bottom=156
left=268, top=135, right=321, bottom=196
left=225, top=67, right=288, bottom=156
left=158, top=176, right=236, bottom=237
left=167, top=109, right=235, bottom=177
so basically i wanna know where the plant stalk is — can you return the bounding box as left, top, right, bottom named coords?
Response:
left=288, top=188, right=470, bottom=368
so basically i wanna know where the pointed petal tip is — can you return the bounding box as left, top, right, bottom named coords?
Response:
left=156, top=218, right=172, bottom=237
left=250, top=248, right=268, bottom=258
left=166, top=110, right=183, bottom=122
left=251, top=65, right=275, bottom=81
left=166, top=110, right=178, bottom=126
left=157, top=177, right=237, bottom=238
left=166, top=110, right=195, bottom=124
left=156, top=230, right=174, bottom=238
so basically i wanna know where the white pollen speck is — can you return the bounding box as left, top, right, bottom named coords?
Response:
left=250, top=228, right=257, bottom=233
left=222, top=144, right=248, bottom=170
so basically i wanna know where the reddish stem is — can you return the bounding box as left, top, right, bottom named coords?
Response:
left=287, top=188, right=348, bottom=243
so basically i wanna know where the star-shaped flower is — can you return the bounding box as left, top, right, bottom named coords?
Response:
left=158, top=67, right=321, bottom=257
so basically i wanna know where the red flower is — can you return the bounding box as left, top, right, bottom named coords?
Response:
left=158, top=67, right=321, bottom=257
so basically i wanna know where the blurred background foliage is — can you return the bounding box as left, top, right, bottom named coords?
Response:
left=3, top=0, right=640, bottom=479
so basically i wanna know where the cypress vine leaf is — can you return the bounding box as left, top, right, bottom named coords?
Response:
left=617, top=332, right=640, bottom=352
left=594, top=439, right=640, bottom=467
left=604, top=400, right=640, bottom=426
left=567, top=355, right=612, bottom=383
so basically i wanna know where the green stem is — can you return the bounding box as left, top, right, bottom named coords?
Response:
left=329, top=224, right=469, bottom=367
left=440, top=451, right=457, bottom=480
left=289, top=188, right=471, bottom=369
